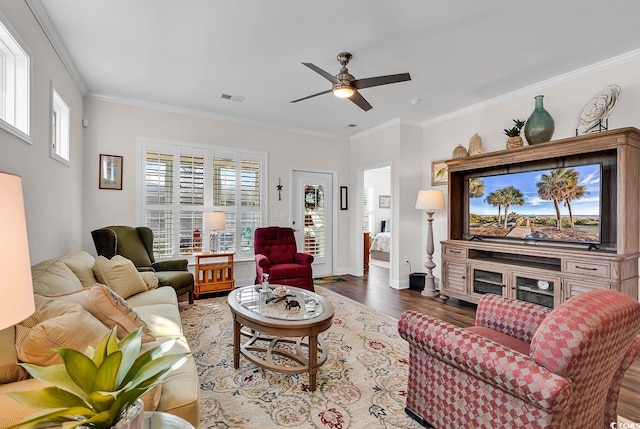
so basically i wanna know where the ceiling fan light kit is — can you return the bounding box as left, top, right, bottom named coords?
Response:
left=333, top=84, right=355, bottom=98
left=291, top=52, right=411, bottom=111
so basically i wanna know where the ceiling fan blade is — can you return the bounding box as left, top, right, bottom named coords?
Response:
left=302, top=62, right=340, bottom=84
left=349, top=90, right=373, bottom=111
left=290, top=88, right=333, bottom=103
left=353, top=73, right=411, bottom=90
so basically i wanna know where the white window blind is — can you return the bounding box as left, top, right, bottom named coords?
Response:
left=141, top=140, right=265, bottom=261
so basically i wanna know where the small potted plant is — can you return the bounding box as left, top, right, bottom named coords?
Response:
left=7, top=327, right=188, bottom=429
left=504, top=119, right=526, bottom=149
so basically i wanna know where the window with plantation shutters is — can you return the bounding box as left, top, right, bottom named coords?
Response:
left=363, top=187, right=373, bottom=233
left=179, top=155, right=204, bottom=205
left=140, top=140, right=265, bottom=261
left=145, top=151, right=175, bottom=258
left=213, top=157, right=235, bottom=206
left=304, top=185, right=326, bottom=257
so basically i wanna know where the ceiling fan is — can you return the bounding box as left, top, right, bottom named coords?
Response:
left=290, top=52, right=411, bottom=111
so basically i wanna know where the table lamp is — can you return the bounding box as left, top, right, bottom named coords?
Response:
left=415, top=189, right=445, bottom=299
left=204, top=211, right=226, bottom=253
left=0, top=172, right=34, bottom=329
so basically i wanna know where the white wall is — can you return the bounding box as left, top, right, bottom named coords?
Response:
left=82, top=97, right=351, bottom=285
left=0, top=1, right=84, bottom=264
left=350, top=121, right=424, bottom=287
left=421, top=54, right=640, bottom=288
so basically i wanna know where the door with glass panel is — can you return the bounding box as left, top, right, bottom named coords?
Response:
left=292, top=171, right=333, bottom=277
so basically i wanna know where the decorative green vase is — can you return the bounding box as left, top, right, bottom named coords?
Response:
left=524, top=95, right=555, bottom=144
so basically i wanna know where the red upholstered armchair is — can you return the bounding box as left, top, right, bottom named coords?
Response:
left=398, top=289, right=640, bottom=429
left=254, top=226, right=314, bottom=291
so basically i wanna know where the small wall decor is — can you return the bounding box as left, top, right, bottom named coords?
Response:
left=340, top=186, right=348, bottom=210
left=277, top=178, right=283, bottom=201
left=98, top=154, right=123, bottom=190
left=431, top=160, right=448, bottom=186
left=576, top=84, right=621, bottom=135
left=379, top=195, right=391, bottom=209
left=452, top=144, right=468, bottom=158
left=467, top=133, right=484, bottom=155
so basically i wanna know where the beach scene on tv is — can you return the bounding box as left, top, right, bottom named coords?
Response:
left=468, top=164, right=601, bottom=244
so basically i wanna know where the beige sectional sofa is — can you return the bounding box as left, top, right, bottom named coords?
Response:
left=0, top=251, right=200, bottom=427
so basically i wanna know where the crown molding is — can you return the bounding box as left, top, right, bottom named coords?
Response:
left=350, top=117, right=401, bottom=140
left=26, top=0, right=87, bottom=94
left=88, top=93, right=349, bottom=141
left=421, top=48, right=640, bottom=128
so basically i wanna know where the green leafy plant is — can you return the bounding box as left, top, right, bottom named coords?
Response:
left=504, top=119, right=526, bottom=137
left=8, top=327, right=188, bottom=429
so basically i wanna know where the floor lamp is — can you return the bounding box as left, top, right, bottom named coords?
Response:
left=204, top=211, right=226, bottom=253
left=0, top=172, right=34, bottom=329
left=415, top=189, right=446, bottom=299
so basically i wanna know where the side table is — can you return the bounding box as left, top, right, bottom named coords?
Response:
left=194, top=252, right=235, bottom=298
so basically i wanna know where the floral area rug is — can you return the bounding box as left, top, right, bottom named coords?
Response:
left=179, top=286, right=422, bottom=429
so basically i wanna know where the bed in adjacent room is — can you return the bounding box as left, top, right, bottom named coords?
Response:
left=369, top=220, right=391, bottom=262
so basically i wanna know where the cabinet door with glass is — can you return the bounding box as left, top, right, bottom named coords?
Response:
left=468, top=263, right=507, bottom=302
left=509, top=270, right=562, bottom=309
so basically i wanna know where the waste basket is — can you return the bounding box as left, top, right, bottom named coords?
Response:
left=409, top=272, right=426, bottom=291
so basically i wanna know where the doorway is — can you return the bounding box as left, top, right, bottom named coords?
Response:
left=292, top=170, right=334, bottom=277
left=362, top=164, right=392, bottom=279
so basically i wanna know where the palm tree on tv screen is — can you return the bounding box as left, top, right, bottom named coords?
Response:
left=484, top=189, right=505, bottom=224
left=562, top=169, right=587, bottom=229
left=537, top=167, right=577, bottom=229
left=500, top=186, right=525, bottom=228
left=469, top=178, right=485, bottom=199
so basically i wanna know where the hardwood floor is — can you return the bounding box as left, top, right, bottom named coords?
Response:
left=321, top=264, right=640, bottom=422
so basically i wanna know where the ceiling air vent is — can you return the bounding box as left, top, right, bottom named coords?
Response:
left=220, top=93, right=245, bottom=103
left=346, top=124, right=357, bottom=128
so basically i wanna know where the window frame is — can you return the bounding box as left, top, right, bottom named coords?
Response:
left=50, top=83, right=70, bottom=165
left=138, top=138, right=267, bottom=263
left=0, top=10, right=31, bottom=143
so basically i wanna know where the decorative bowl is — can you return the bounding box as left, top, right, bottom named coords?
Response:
left=274, top=286, right=289, bottom=297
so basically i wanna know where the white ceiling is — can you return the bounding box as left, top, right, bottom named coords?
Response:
left=29, top=0, right=640, bottom=139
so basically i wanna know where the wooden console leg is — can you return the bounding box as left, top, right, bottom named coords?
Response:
left=308, top=334, right=318, bottom=391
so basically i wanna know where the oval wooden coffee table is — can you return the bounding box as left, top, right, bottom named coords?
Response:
left=227, top=285, right=334, bottom=391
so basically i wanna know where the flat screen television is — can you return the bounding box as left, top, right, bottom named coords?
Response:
left=467, top=163, right=602, bottom=245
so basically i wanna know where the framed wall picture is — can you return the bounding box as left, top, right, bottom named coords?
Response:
left=99, top=154, right=123, bottom=190
left=340, top=186, right=348, bottom=210
left=431, top=160, right=448, bottom=186
left=379, top=194, right=391, bottom=209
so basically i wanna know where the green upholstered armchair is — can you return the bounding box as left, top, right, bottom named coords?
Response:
left=91, top=225, right=194, bottom=303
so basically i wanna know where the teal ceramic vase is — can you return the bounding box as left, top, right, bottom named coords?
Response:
left=524, top=95, right=555, bottom=144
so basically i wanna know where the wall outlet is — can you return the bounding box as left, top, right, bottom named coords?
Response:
left=404, top=256, right=410, bottom=264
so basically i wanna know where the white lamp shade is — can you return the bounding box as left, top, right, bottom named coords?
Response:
left=0, top=172, right=34, bottom=329
left=204, top=211, right=226, bottom=230
left=415, top=189, right=446, bottom=211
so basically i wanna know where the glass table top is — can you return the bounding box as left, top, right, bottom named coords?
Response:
left=235, top=286, right=326, bottom=321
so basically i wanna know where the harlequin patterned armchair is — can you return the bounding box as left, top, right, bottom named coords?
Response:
left=254, top=226, right=314, bottom=291
left=398, top=289, right=640, bottom=429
